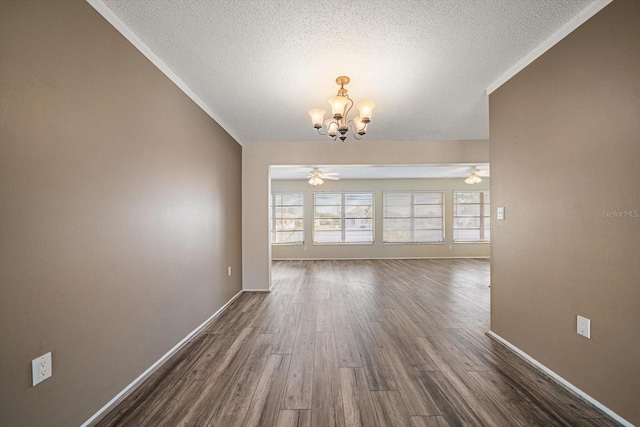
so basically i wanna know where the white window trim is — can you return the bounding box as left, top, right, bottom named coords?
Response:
left=453, top=190, right=490, bottom=243
left=313, top=192, right=374, bottom=245
left=383, top=191, right=445, bottom=244
left=271, top=192, right=304, bottom=245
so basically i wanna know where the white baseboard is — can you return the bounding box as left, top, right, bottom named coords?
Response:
left=272, top=256, right=490, bottom=261
left=486, top=331, right=633, bottom=427
left=243, top=288, right=272, bottom=292
left=81, top=289, right=244, bottom=426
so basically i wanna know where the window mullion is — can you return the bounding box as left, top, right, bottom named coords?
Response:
left=271, top=194, right=275, bottom=243
left=341, top=193, right=346, bottom=243
left=479, top=192, right=485, bottom=241
left=410, top=193, right=416, bottom=242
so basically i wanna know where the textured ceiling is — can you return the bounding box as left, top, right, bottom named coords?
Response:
left=96, top=0, right=600, bottom=143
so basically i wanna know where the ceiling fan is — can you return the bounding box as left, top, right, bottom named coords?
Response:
left=463, top=166, right=489, bottom=184
left=449, top=165, right=490, bottom=176
left=305, top=168, right=340, bottom=186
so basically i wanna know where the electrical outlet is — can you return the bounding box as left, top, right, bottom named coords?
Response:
left=577, top=315, right=591, bottom=339
left=32, top=352, right=52, bottom=386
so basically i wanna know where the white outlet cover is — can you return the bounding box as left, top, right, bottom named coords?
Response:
left=577, top=315, right=591, bottom=339
left=32, top=352, right=52, bottom=386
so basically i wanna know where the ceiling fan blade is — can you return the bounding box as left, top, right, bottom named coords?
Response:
left=322, top=175, right=340, bottom=180
left=451, top=166, right=472, bottom=173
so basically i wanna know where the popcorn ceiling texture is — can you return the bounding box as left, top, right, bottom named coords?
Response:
left=100, top=0, right=595, bottom=143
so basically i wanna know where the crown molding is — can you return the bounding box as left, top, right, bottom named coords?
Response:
left=487, top=0, right=613, bottom=94
left=86, top=0, right=244, bottom=146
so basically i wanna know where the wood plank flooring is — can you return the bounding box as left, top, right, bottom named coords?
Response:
left=95, top=259, right=620, bottom=426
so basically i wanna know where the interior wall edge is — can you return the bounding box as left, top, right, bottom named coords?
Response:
left=81, top=290, right=244, bottom=427
left=486, top=0, right=613, bottom=94
left=486, top=331, right=633, bottom=427
left=84, top=0, right=244, bottom=145
left=489, top=0, right=639, bottom=422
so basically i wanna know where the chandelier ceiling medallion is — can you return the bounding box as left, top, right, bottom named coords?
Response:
left=308, top=76, right=375, bottom=142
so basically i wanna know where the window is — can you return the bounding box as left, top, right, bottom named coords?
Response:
left=383, top=192, right=444, bottom=243
left=453, top=191, right=490, bottom=242
left=271, top=193, right=304, bottom=244
left=313, top=192, right=373, bottom=244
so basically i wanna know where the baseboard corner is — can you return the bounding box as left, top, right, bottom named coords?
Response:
left=81, top=289, right=244, bottom=426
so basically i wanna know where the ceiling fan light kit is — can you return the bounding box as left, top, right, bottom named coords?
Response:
left=308, top=76, right=375, bottom=142
left=464, top=167, right=483, bottom=184
left=308, top=176, right=324, bottom=186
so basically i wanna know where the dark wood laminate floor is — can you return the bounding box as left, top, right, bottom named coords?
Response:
left=96, top=259, right=620, bottom=426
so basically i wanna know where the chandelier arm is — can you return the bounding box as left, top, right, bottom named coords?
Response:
left=316, top=127, right=329, bottom=136
left=350, top=118, right=367, bottom=134
left=346, top=120, right=364, bottom=140
left=343, top=95, right=354, bottom=120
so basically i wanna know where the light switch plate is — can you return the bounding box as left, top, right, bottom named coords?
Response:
left=497, top=207, right=505, bottom=220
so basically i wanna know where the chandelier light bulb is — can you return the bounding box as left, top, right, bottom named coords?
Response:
left=353, top=116, right=367, bottom=135
left=308, top=108, right=326, bottom=128
left=328, top=96, right=349, bottom=119
left=325, top=119, right=339, bottom=137
left=356, top=101, right=376, bottom=122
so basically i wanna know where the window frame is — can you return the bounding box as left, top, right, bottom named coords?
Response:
left=382, top=191, right=445, bottom=244
left=270, top=192, right=304, bottom=245
left=312, top=192, right=374, bottom=245
left=452, top=190, right=490, bottom=243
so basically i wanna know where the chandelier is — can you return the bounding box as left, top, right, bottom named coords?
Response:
left=308, top=76, right=375, bottom=141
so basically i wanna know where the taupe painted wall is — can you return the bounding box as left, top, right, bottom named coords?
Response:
left=490, top=0, right=640, bottom=424
left=243, top=139, right=489, bottom=291
left=271, top=178, right=490, bottom=259
left=0, top=1, right=242, bottom=426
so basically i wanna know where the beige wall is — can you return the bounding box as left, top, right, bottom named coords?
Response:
left=490, top=0, right=640, bottom=424
left=0, top=1, right=242, bottom=426
left=243, top=140, right=489, bottom=290
left=271, top=178, right=490, bottom=259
